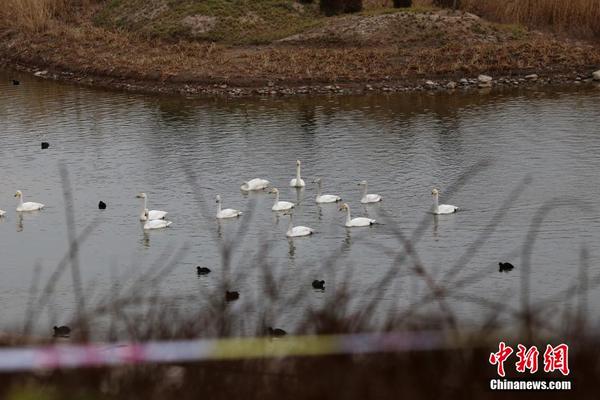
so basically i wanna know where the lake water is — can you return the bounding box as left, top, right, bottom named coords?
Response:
left=1, top=70, right=600, bottom=336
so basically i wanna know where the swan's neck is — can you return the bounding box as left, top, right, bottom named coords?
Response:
left=17, top=196, right=23, bottom=207
left=296, top=164, right=301, bottom=181
left=433, top=194, right=439, bottom=213
left=316, top=182, right=322, bottom=197
left=361, top=184, right=367, bottom=198
left=288, top=216, right=293, bottom=231
left=345, top=206, right=352, bottom=225
left=274, top=191, right=280, bottom=204
left=217, top=201, right=222, bottom=215
left=140, top=197, right=147, bottom=214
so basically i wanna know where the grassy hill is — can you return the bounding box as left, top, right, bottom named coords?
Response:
left=1, top=0, right=599, bottom=95
left=94, top=0, right=325, bottom=44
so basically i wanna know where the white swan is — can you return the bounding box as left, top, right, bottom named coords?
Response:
left=358, top=180, right=382, bottom=203
left=431, top=188, right=458, bottom=214
left=0, top=209, right=6, bottom=217
left=136, top=193, right=167, bottom=221
left=143, top=218, right=172, bottom=230
left=339, top=203, right=375, bottom=227
left=270, top=188, right=295, bottom=211
left=289, top=160, right=306, bottom=188
left=240, top=178, right=270, bottom=192
left=216, top=195, right=242, bottom=219
left=15, top=191, right=44, bottom=212
left=313, top=178, right=342, bottom=203
left=285, top=214, right=314, bottom=237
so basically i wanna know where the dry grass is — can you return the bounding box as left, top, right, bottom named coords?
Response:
left=0, top=0, right=599, bottom=90
left=3, top=7, right=599, bottom=88
left=460, top=0, right=600, bottom=37
left=0, top=0, right=68, bottom=31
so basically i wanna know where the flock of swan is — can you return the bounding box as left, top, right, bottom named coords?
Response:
left=0, top=161, right=458, bottom=236
left=214, top=160, right=387, bottom=236
left=224, top=160, right=457, bottom=236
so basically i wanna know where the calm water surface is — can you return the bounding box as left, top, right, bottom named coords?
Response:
left=1, top=70, right=600, bottom=334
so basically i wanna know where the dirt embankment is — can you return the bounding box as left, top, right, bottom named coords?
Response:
left=1, top=2, right=599, bottom=97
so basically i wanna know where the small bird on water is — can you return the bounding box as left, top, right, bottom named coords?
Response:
left=197, top=266, right=211, bottom=275
left=98, top=201, right=107, bottom=210
left=499, top=262, right=514, bottom=273
left=41, top=142, right=50, bottom=149
left=53, top=325, right=71, bottom=338
left=12, top=79, right=20, bottom=85
left=225, top=291, right=239, bottom=302
left=312, top=280, right=325, bottom=290
left=268, top=327, right=287, bottom=337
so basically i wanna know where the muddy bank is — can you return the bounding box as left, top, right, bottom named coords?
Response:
left=4, top=60, right=599, bottom=98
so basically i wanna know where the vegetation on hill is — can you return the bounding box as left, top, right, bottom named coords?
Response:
left=459, top=0, right=600, bottom=38
left=0, top=0, right=599, bottom=94
left=2, top=0, right=600, bottom=42
left=95, top=0, right=324, bottom=44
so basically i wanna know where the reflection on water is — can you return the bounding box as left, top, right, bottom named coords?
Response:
left=1, top=70, right=600, bottom=333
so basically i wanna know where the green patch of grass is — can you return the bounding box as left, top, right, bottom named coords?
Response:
left=7, top=386, right=57, bottom=400
left=357, top=7, right=400, bottom=17
left=492, top=22, right=528, bottom=39
left=470, top=22, right=488, bottom=35
left=95, top=0, right=326, bottom=44
left=358, top=5, right=436, bottom=17
left=400, top=5, right=438, bottom=13
left=7, top=385, right=100, bottom=400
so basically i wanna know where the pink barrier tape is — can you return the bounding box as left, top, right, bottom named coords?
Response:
left=0, top=331, right=451, bottom=373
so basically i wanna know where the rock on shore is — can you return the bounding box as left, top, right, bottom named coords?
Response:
left=478, top=74, right=493, bottom=88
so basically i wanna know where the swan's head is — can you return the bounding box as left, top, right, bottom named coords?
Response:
left=14, top=190, right=22, bottom=198
left=339, top=203, right=349, bottom=211
left=358, top=180, right=367, bottom=186
left=431, top=188, right=439, bottom=196
left=215, top=195, right=221, bottom=203
left=136, top=192, right=147, bottom=199
left=269, top=188, right=279, bottom=195
left=296, top=160, right=301, bottom=166
left=312, top=178, right=322, bottom=184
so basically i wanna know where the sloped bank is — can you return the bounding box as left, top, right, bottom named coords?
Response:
left=1, top=7, right=600, bottom=97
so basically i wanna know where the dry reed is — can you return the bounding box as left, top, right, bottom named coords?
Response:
left=0, top=0, right=68, bottom=31
left=460, top=0, right=600, bottom=37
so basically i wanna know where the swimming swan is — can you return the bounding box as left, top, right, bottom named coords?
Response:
left=0, top=209, right=5, bottom=217
left=313, top=178, right=342, bottom=203
left=14, top=191, right=44, bottom=212
left=339, top=203, right=375, bottom=227
left=431, top=188, right=458, bottom=214
left=286, top=213, right=314, bottom=237
left=216, top=195, right=243, bottom=219
left=240, top=178, right=270, bottom=192
left=270, top=188, right=295, bottom=211
left=143, top=218, right=172, bottom=230
left=136, top=193, right=167, bottom=221
left=289, top=160, right=306, bottom=188
left=358, top=180, right=382, bottom=203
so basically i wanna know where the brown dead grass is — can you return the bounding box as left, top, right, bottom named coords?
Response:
left=1, top=3, right=599, bottom=89
left=460, top=0, right=600, bottom=38
left=2, top=17, right=599, bottom=87
left=0, top=0, right=67, bottom=31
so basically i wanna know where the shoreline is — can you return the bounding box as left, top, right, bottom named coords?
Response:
left=2, top=6, right=599, bottom=99
left=3, top=60, right=599, bottom=98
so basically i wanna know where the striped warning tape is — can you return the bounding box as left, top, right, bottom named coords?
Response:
left=0, top=331, right=459, bottom=372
